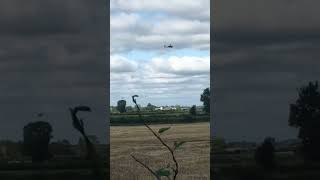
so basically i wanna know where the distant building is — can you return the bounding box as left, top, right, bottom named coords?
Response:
left=155, top=106, right=178, bottom=111
left=274, top=139, right=301, bottom=153
left=224, top=147, right=250, bottom=154
left=225, top=141, right=257, bottom=153
left=180, top=107, right=190, bottom=111
left=155, top=106, right=164, bottom=111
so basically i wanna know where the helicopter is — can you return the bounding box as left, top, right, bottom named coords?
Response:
left=164, top=44, right=173, bottom=48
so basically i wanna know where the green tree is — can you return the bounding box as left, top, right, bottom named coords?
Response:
left=23, top=121, right=53, bottom=163
left=126, top=106, right=134, bottom=112
left=255, top=137, right=275, bottom=170
left=175, top=105, right=182, bottom=112
left=289, top=81, right=320, bottom=160
left=146, top=103, right=156, bottom=111
left=117, top=100, right=127, bottom=113
left=200, top=88, right=210, bottom=114
left=189, top=105, right=197, bottom=115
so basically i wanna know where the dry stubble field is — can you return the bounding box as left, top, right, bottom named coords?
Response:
left=111, top=122, right=210, bottom=180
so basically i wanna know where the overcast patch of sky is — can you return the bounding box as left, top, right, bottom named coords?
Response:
left=212, top=0, right=320, bottom=142
left=110, top=0, right=210, bottom=106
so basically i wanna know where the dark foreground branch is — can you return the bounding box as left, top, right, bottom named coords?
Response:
left=131, top=154, right=161, bottom=180
left=132, top=95, right=179, bottom=179
left=142, top=120, right=179, bottom=179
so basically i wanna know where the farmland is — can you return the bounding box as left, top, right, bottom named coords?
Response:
left=0, top=159, right=109, bottom=180
left=110, top=122, right=210, bottom=180
left=212, top=150, right=320, bottom=180
left=0, top=144, right=109, bottom=180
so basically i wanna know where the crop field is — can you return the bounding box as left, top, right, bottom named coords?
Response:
left=0, top=148, right=109, bottom=180
left=212, top=152, right=320, bottom=180
left=0, top=164, right=109, bottom=180
left=110, top=122, right=210, bottom=180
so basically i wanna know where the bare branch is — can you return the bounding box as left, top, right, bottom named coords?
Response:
left=131, top=154, right=160, bottom=180
left=132, top=95, right=179, bottom=179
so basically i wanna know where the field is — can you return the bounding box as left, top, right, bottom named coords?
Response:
left=0, top=147, right=109, bottom=180
left=212, top=152, right=320, bottom=180
left=110, top=122, right=210, bottom=180
left=0, top=161, right=109, bottom=180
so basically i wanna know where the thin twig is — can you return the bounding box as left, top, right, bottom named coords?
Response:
left=131, top=154, right=160, bottom=180
left=133, top=97, right=179, bottom=179
left=142, top=120, right=179, bottom=179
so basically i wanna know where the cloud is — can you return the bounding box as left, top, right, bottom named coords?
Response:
left=148, top=56, right=209, bottom=75
left=111, top=55, right=138, bottom=73
left=110, top=1, right=210, bottom=54
left=111, top=0, right=210, bottom=20
left=110, top=12, right=151, bottom=34
left=0, top=0, right=103, bottom=36
left=214, top=0, right=320, bottom=33
left=110, top=55, right=210, bottom=106
left=212, top=0, right=320, bottom=141
left=0, top=0, right=108, bottom=144
left=152, top=19, right=209, bottom=35
left=111, top=13, right=139, bottom=30
left=110, top=0, right=210, bottom=108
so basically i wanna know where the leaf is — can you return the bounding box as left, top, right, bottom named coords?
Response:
left=155, top=168, right=171, bottom=177
left=158, top=127, right=170, bottom=134
left=174, top=141, right=187, bottom=150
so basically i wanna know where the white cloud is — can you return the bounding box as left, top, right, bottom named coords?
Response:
left=110, top=0, right=210, bottom=105
left=110, top=55, right=210, bottom=105
left=148, top=56, right=210, bottom=75
left=110, top=12, right=151, bottom=34
left=111, top=0, right=210, bottom=20
left=110, top=13, right=140, bottom=31
left=111, top=32, right=210, bottom=53
left=110, top=55, right=138, bottom=73
left=110, top=1, right=210, bottom=54
left=152, top=19, right=209, bottom=35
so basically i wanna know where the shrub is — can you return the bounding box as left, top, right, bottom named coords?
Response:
left=255, top=137, right=275, bottom=170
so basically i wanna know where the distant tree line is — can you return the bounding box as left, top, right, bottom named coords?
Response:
left=113, top=87, right=210, bottom=115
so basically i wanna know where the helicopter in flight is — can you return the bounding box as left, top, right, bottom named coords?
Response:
left=164, top=44, right=173, bottom=48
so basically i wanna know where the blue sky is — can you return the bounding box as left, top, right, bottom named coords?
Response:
left=110, top=0, right=210, bottom=106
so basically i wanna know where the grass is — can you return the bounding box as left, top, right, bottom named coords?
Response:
left=110, top=122, right=210, bottom=180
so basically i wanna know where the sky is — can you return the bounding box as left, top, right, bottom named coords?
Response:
left=110, top=0, right=210, bottom=107
left=212, top=0, right=320, bottom=142
left=0, top=0, right=108, bottom=144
